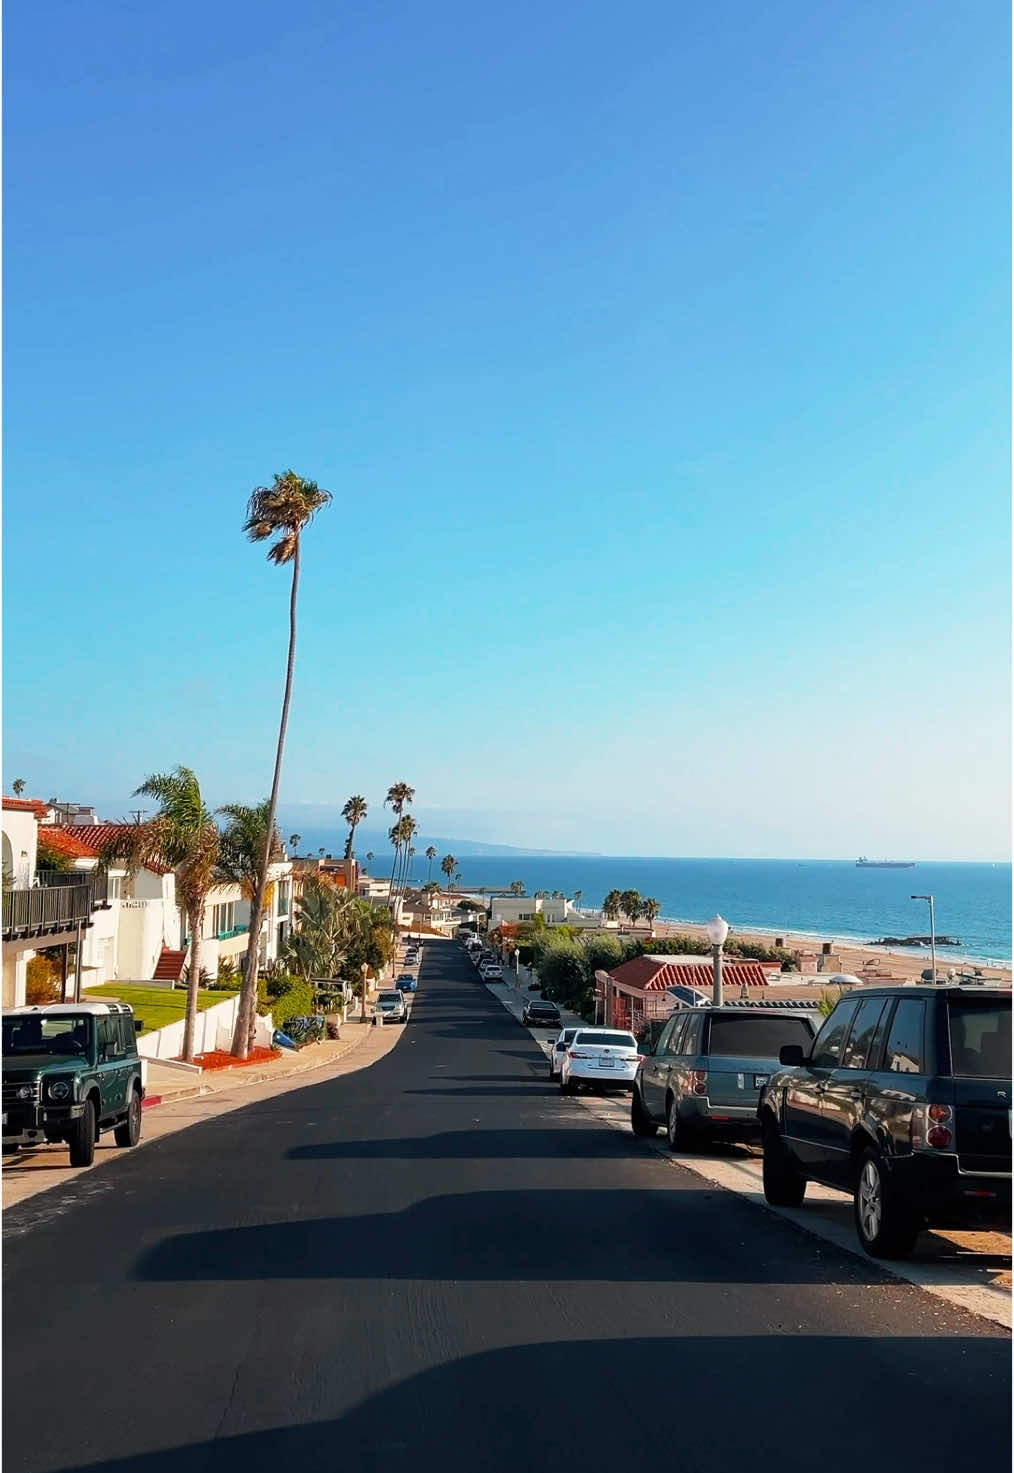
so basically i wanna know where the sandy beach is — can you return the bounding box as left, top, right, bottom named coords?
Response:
left=648, top=918, right=1012, bottom=986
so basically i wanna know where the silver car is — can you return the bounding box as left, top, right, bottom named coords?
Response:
left=560, top=1028, right=640, bottom=1094
left=375, top=991, right=408, bottom=1023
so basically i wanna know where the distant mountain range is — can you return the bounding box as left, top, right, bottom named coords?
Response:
left=273, top=809, right=598, bottom=860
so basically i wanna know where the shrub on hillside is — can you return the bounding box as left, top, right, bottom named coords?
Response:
left=257, top=974, right=314, bottom=1030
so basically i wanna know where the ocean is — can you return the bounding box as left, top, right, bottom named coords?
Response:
left=355, top=853, right=1011, bottom=967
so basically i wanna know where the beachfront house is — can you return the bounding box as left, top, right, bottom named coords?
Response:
left=488, top=894, right=598, bottom=930
left=601, top=954, right=782, bottom=1034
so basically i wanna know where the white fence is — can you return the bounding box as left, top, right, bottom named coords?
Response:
left=136, top=992, right=273, bottom=1061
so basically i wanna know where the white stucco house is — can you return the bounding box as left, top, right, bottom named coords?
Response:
left=488, top=893, right=599, bottom=930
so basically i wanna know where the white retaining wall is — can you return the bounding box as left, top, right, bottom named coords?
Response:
left=136, top=992, right=274, bottom=1060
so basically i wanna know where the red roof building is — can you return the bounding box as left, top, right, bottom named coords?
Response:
left=36, top=827, right=100, bottom=860
left=3, top=795, right=52, bottom=819
left=57, top=824, right=173, bottom=875
left=603, top=954, right=781, bottom=1031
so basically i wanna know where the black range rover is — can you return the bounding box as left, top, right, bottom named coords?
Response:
left=758, top=985, right=1011, bottom=1258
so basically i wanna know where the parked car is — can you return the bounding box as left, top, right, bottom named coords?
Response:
left=2, top=1002, right=144, bottom=1167
left=522, top=999, right=562, bottom=1029
left=632, top=1005, right=818, bottom=1151
left=561, top=1028, right=640, bottom=1094
left=375, top=991, right=408, bottom=1023
left=396, top=974, right=418, bottom=992
left=548, top=1027, right=578, bottom=1079
left=481, top=965, right=504, bottom=981
left=757, top=985, right=1012, bottom=1258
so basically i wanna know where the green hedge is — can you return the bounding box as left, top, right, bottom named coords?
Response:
left=257, top=974, right=315, bottom=1031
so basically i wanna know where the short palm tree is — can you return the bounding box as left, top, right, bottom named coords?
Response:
left=509, top=880, right=526, bottom=896
left=619, top=889, right=642, bottom=930
left=234, top=469, right=332, bottom=1058
left=640, top=897, right=661, bottom=936
left=441, top=854, right=457, bottom=888
left=365, top=850, right=374, bottom=865
left=425, top=845, right=438, bottom=882
left=217, top=802, right=283, bottom=1043
left=602, top=889, right=622, bottom=922
left=112, top=768, right=220, bottom=1064
left=11, top=778, right=25, bottom=796
left=341, top=795, right=368, bottom=859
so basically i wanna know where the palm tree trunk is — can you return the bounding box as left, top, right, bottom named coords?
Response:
left=387, top=831, right=401, bottom=913
left=233, top=539, right=301, bottom=1057
left=182, top=901, right=203, bottom=1064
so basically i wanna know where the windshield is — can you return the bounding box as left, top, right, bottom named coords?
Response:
left=378, top=994, right=401, bottom=1004
left=707, top=1015, right=814, bottom=1058
left=573, top=1032, right=637, bottom=1049
left=3, top=1015, right=94, bottom=1057
left=948, top=999, right=1011, bottom=1078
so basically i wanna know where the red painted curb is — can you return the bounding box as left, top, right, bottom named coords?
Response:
left=141, top=1096, right=163, bottom=1109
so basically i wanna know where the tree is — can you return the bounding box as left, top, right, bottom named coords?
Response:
left=283, top=875, right=360, bottom=980
left=217, top=804, right=283, bottom=1011
left=319, top=847, right=326, bottom=858
left=11, top=778, right=26, bottom=796
left=425, top=845, right=438, bottom=882
left=232, top=470, right=331, bottom=1059
left=384, top=782, right=415, bottom=907
left=572, top=889, right=583, bottom=908
left=341, top=795, right=368, bottom=859
left=454, top=871, right=462, bottom=887
left=113, top=767, right=220, bottom=1064
left=619, top=889, right=642, bottom=930
left=441, top=854, right=457, bottom=887
left=602, top=889, right=622, bottom=921
left=365, top=850, right=374, bottom=865
left=640, top=897, right=661, bottom=936
left=289, top=833, right=301, bottom=851
left=509, top=880, right=526, bottom=896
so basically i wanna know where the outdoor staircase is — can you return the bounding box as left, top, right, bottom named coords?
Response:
left=153, top=946, right=187, bottom=982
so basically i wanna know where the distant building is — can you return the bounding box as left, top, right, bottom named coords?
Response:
left=488, top=894, right=598, bottom=929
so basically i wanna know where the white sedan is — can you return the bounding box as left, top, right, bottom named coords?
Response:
left=559, top=1029, right=640, bottom=1094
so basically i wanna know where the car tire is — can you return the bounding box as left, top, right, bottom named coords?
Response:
left=666, top=1097, right=695, bottom=1152
left=631, top=1088, right=659, bottom=1138
left=762, top=1121, right=806, bottom=1206
left=68, top=1098, right=96, bottom=1168
left=854, top=1147, right=920, bottom=1259
left=560, top=1076, right=576, bottom=1095
left=114, top=1087, right=142, bottom=1148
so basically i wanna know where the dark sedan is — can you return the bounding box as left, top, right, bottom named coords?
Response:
left=522, top=1000, right=562, bottom=1028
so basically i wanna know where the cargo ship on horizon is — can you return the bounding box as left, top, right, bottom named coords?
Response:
left=856, top=856, right=916, bottom=868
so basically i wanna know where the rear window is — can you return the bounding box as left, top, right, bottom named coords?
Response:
left=378, top=993, right=401, bottom=1003
left=573, top=1031, right=637, bottom=1049
left=707, top=1015, right=814, bottom=1058
left=948, top=1000, right=1011, bottom=1079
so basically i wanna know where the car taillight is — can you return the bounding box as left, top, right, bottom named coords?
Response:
left=692, top=1070, right=708, bottom=1096
left=912, top=1102, right=953, bottom=1150
left=569, top=1050, right=588, bottom=1059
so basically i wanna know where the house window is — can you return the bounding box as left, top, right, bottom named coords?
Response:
left=108, top=876, right=122, bottom=900
left=276, top=881, right=290, bottom=917
left=212, top=902, right=236, bottom=937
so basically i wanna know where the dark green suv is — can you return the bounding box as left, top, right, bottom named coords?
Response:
left=2, top=1002, right=144, bottom=1166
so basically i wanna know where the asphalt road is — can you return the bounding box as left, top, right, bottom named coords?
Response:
left=4, top=940, right=1009, bottom=1473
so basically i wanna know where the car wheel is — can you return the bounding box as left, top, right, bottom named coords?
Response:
left=560, top=1075, right=576, bottom=1095
left=68, top=1098, right=97, bottom=1168
left=854, top=1147, right=919, bottom=1259
left=631, top=1088, right=659, bottom=1138
left=114, top=1087, right=142, bottom=1148
left=666, top=1097, right=690, bottom=1152
left=761, top=1121, right=806, bottom=1206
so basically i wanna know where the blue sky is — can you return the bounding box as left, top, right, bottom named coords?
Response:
left=3, top=0, right=1009, bottom=859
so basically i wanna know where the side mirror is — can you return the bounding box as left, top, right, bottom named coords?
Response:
left=556, top=1042, right=567, bottom=1052
left=779, top=1043, right=806, bottom=1066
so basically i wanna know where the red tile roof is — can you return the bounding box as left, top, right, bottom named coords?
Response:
left=608, top=957, right=777, bottom=991
left=59, top=824, right=173, bottom=875
left=3, top=796, right=51, bottom=818
left=37, top=827, right=99, bottom=859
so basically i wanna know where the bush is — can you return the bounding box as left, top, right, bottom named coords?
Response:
left=257, top=974, right=314, bottom=1030
left=285, top=1014, right=325, bottom=1046
left=26, top=956, right=62, bottom=1005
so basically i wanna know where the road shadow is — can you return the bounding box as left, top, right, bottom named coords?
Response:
left=285, top=1128, right=640, bottom=1160
left=404, top=1085, right=553, bottom=1097
left=49, top=1335, right=1010, bottom=1473
left=135, top=1186, right=908, bottom=1287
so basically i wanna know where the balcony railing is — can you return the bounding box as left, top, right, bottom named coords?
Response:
left=36, top=867, right=109, bottom=908
left=3, top=877, right=96, bottom=940
left=216, top=924, right=250, bottom=941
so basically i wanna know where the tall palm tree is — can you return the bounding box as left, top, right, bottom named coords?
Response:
left=341, top=795, right=368, bottom=859
left=112, top=768, right=220, bottom=1064
left=218, top=801, right=283, bottom=1039
left=441, top=854, right=457, bottom=888
left=572, top=889, right=583, bottom=908
left=11, top=778, right=25, bottom=796
left=396, top=817, right=418, bottom=897
left=384, top=782, right=415, bottom=907
left=454, top=870, right=462, bottom=888
left=233, top=469, right=332, bottom=1058
left=365, top=851, right=374, bottom=865
left=288, top=833, right=301, bottom=852
left=386, top=822, right=403, bottom=902
left=425, top=845, right=437, bottom=882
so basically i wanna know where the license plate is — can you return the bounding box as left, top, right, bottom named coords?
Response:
left=754, top=1074, right=769, bottom=1088
left=598, top=1059, right=615, bottom=1069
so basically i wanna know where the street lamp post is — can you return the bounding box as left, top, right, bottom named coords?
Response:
left=706, top=914, right=729, bottom=1007
left=911, top=894, right=937, bottom=983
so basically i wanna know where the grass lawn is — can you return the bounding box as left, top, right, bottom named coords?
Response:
left=82, top=983, right=240, bottom=1036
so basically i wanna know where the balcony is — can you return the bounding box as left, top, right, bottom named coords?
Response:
left=3, top=872, right=97, bottom=941
left=216, top=924, right=250, bottom=941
